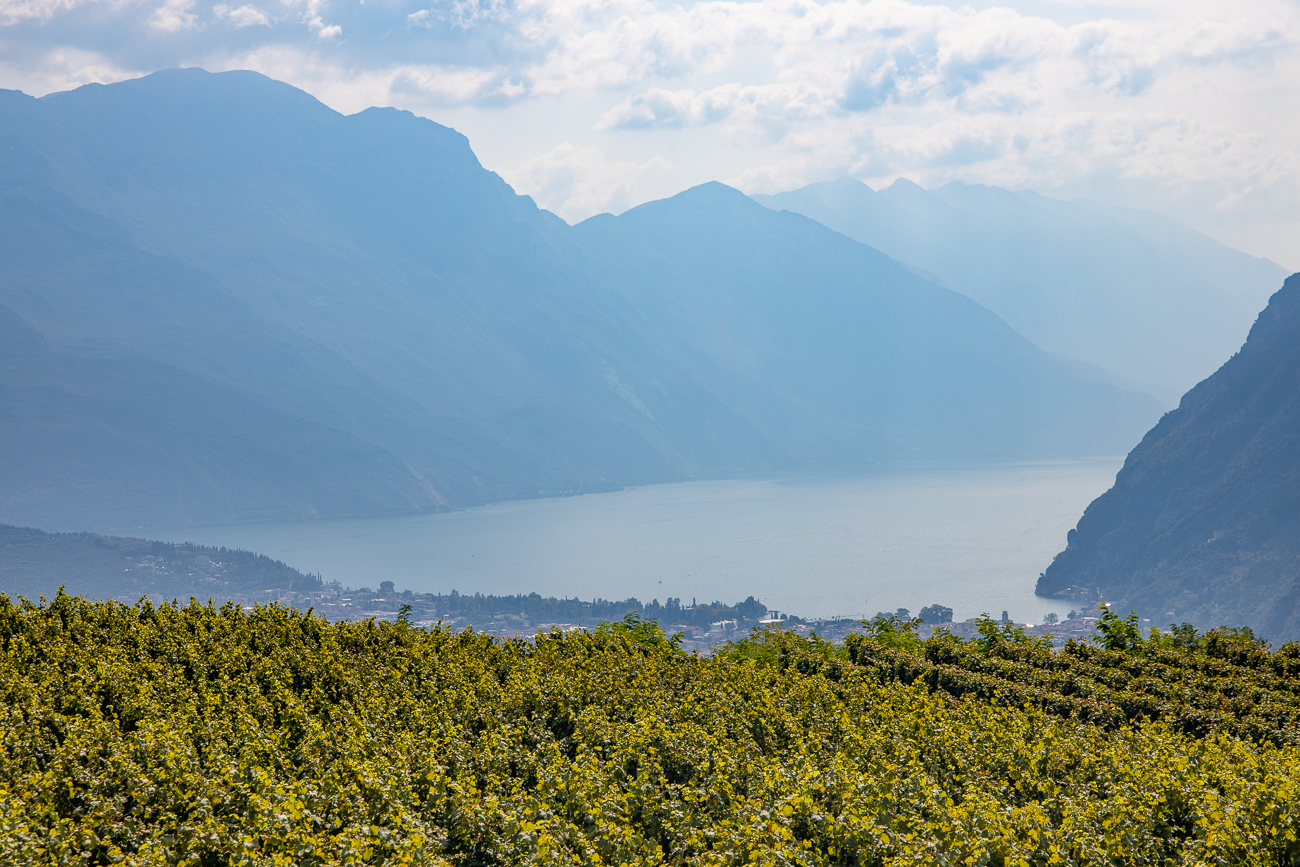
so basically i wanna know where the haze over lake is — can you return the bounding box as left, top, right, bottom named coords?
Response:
left=154, top=461, right=1121, bottom=623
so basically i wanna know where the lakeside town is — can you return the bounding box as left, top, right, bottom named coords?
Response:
left=228, top=577, right=1110, bottom=651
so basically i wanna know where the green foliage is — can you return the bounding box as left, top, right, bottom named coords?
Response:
left=717, top=627, right=847, bottom=678
left=6, top=594, right=1300, bottom=865
left=857, top=613, right=923, bottom=652
left=973, top=614, right=1053, bottom=654
left=1148, top=621, right=1204, bottom=652
left=1094, top=604, right=1145, bottom=651
left=594, top=611, right=685, bottom=654
left=845, top=614, right=1300, bottom=746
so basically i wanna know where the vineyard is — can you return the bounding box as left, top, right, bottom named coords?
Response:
left=3, top=595, right=1300, bottom=865
left=726, top=611, right=1300, bottom=746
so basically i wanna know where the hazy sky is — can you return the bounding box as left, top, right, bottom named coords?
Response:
left=2, top=0, right=1297, bottom=267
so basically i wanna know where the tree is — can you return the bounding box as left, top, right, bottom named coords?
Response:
left=860, top=614, right=923, bottom=652
left=1094, top=605, right=1144, bottom=651
left=1043, top=612, right=1059, bottom=625
left=918, top=604, right=953, bottom=624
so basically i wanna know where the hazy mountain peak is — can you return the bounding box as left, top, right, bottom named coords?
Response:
left=1249, top=271, right=1300, bottom=343
left=877, top=177, right=953, bottom=213
left=931, top=180, right=1026, bottom=213
left=616, top=181, right=770, bottom=228
left=648, top=180, right=754, bottom=210
left=756, top=175, right=1288, bottom=393
left=886, top=177, right=925, bottom=191
left=791, top=176, right=876, bottom=209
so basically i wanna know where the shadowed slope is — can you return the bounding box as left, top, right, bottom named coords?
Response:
left=1038, top=274, right=1300, bottom=640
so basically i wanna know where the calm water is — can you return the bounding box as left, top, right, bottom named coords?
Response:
left=152, top=461, right=1121, bottom=623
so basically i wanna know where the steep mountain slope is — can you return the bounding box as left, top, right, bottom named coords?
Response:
left=0, top=69, right=1161, bottom=532
left=1037, top=274, right=1300, bottom=641
left=1, top=71, right=778, bottom=530
left=0, top=300, right=441, bottom=531
left=755, top=178, right=1286, bottom=395
left=574, top=183, right=1159, bottom=460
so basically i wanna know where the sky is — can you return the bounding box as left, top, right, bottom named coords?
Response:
left=1, top=0, right=1297, bottom=267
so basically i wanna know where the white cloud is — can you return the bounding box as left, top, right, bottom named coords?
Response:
left=148, top=0, right=199, bottom=32
left=408, top=0, right=508, bottom=30
left=0, top=48, right=141, bottom=95
left=213, top=3, right=270, bottom=28
left=305, top=9, right=340, bottom=38
left=502, top=141, right=673, bottom=221
left=0, top=0, right=85, bottom=25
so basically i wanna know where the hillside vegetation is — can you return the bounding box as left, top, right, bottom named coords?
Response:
left=0, top=524, right=315, bottom=603
left=4, top=596, right=1300, bottom=865
left=730, top=611, right=1300, bottom=746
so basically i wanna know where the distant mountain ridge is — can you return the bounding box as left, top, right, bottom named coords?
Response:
left=0, top=523, right=315, bottom=603
left=0, top=69, right=1159, bottom=532
left=573, top=183, right=1155, bottom=459
left=1037, top=274, right=1300, bottom=641
left=755, top=177, right=1286, bottom=396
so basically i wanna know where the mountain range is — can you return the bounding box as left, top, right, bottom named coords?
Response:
left=0, top=69, right=1182, bottom=533
left=755, top=178, right=1286, bottom=399
left=1037, top=274, right=1300, bottom=641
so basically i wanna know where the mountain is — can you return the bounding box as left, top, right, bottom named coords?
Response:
left=0, top=523, right=315, bottom=603
left=754, top=178, right=1287, bottom=397
left=573, top=183, right=1159, bottom=460
left=0, top=69, right=1160, bottom=533
left=1036, top=274, right=1300, bottom=641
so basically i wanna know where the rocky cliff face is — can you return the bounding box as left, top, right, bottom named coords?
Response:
left=1037, top=274, right=1300, bottom=640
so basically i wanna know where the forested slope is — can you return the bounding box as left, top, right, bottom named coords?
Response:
left=0, top=524, right=314, bottom=602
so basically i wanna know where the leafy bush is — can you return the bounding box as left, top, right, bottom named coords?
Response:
left=5, top=595, right=1300, bottom=865
left=1095, top=605, right=1144, bottom=651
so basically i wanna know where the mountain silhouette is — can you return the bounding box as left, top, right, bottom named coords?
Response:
left=1037, top=274, right=1300, bottom=641
left=575, top=182, right=1159, bottom=459
left=755, top=177, right=1286, bottom=397
left=0, top=69, right=1160, bottom=532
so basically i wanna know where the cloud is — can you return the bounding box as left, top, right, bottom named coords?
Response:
left=502, top=141, right=672, bottom=221
left=408, top=0, right=508, bottom=30
left=0, top=0, right=85, bottom=25
left=213, top=3, right=270, bottom=28
left=148, top=0, right=199, bottom=32
left=298, top=0, right=339, bottom=38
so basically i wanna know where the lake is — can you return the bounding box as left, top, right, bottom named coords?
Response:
left=151, top=460, right=1122, bottom=623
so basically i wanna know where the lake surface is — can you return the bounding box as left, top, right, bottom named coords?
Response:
left=153, top=460, right=1122, bottom=623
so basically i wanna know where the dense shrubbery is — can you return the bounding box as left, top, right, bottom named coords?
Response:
left=726, top=611, right=1300, bottom=746
left=5, top=595, right=1300, bottom=865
